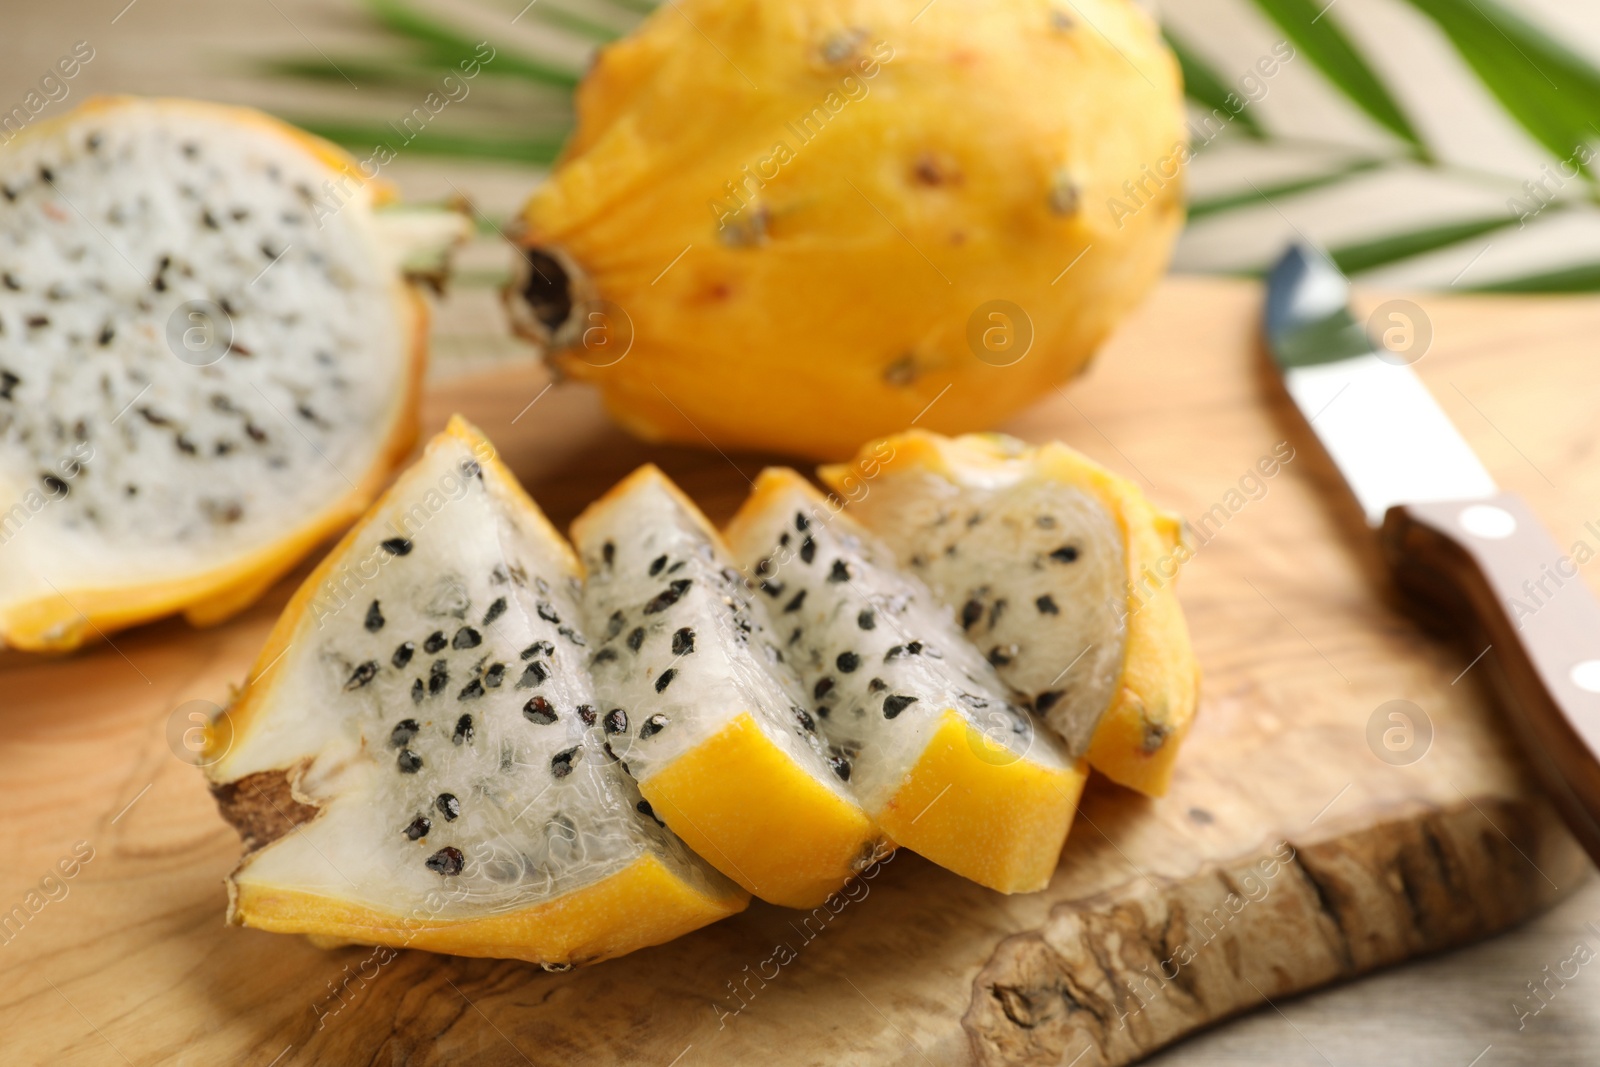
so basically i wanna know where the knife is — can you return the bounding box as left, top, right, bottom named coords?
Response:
left=1264, top=242, right=1600, bottom=865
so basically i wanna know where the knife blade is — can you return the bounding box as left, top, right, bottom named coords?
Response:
left=1264, top=242, right=1600, bottom=866
left=1264, top=244, right=1496, bottom=526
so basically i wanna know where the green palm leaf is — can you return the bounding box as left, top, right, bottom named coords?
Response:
left=1165, top=28, right=1264, bottom=139
left=1248, top=0, right=1427, bottom=155
left=367, top=0, right=584, bottom=87
left=1469, top=260, right=1600, bottom=293
left=289, top=120, right=569, bottom=164
left=1327, top=213, right=1523, bottom=273
left=1400, top=0, right=1600, bottom=176
left=1187, top=159, right=1384, bottom=220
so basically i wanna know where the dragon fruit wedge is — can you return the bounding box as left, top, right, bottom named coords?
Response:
left=204, top=418, right=746, bottom=967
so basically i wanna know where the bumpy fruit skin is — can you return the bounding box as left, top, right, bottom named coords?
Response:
left=821, top=431, right=1200, bottom=796
left=508, top=0, right=1185, bottom=459
left=0, top=97, right=431, bottom=652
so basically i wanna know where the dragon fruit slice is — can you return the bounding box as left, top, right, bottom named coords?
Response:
left=821, top=431, right=1199, bottom=797
left=204, top=418, right=745, bottom=966
left=571, top=466, right=883, bottom=908
left=724, top=468, right=1086, bottom=894
left=0, top=96, right=466, bottom=651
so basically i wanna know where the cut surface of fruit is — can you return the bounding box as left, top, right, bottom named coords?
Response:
left=571, top=466, right=882, bottom=908
left=0, top=96, right=454, bottom=651
left=206, top=418, right=745, bottom=966
left=724, top=468, right=1085, bottom=894
left=821, top=430, right=1199, bottom=796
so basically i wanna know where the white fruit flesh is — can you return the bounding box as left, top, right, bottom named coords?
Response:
left=0, top=98, right=415, bottom=646
left=571, top=467, right=880, bottom=908
left=725, top=470, right=1085, bottom=893
left=843, top=469, right=1127, bottom=756
left=209, top=423, right=742, bottom=964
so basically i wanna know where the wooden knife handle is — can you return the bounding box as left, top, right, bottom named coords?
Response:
left=1382, top=493, right=1600, bottom=866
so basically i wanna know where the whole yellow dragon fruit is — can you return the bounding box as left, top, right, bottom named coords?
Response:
left=506, top=0, right=1185, bottom=459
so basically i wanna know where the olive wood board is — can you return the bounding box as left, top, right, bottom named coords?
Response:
left=1, top=275, right=1595, bottom=1067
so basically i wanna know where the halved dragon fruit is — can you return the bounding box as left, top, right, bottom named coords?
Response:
left=0, top=96, right=465, bottom=651
left=724, top=469, right=1086, bottom=894
left=821, top=431, right=1199, bottom=797
left=571, top=466, right=882, bottom=908
left=205, top=419, right=745, bottom=966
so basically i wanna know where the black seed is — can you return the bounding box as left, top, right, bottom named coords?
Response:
left=381, top=537, right=413, bottom=556
left=397, top=748, right=423, bottom=773
left=604, top=708, right=629, bottom=735
left=885, top=645, right=906, bottom=660
left=672, top=627, right=695, bottom=655
left=558, top=625, right=587, bottom=646
left=392, top=641, right=415, bottom=668
left=404, top=815, right=431, bottom=841
left=627, top=627, right=646, bottom=652
left=593, top=648, right=619, bottom=665
left=602, top=541, right=615, bottom=567
left=828, top=560, right=850, bottom=582
left=988, top=646, right=1013, bottom=667
left=991, top=599, right=1008, bottom=627
left=453, top=714, right=473, bottom=744
left=363, top=600, right=385, bottom=633
left=827, top=755, right=852, bottom=782
left=800, top=537, right=816, bottom=564
left=1050, top=545, right=1080, bottom=563
left=483, top=597, right=507, bottom=626
left=577, top=705, right=598, bottom=726
left=524, top=696, right=558, bottom=724
left=643, top=579, right=692, bottom=615
left=423, top=631, right=447, bottom=654
left=789, top=627, right=803, bottom=646
left=795, top=511, right=810, bottom=531
left=640, top=714, right=669, bottom=739
left=461, top=459, right=482, bottom=481
left=755, top=558, right=773, bottom=577
left=517, top=660, right=549, bottom=688
left=458, top=678, right=485, bottom=700
left=436, top=793, right=460, bottom=821
left=537, top=601, right=560, bottom=624
left=836, top=651, right=860, bottom=673
left=637, top=799, right=665, bottom=827
left=908, top=640, right=923, bottom=655
left=41, top=473, right=69, bottom=497
left=1035, top=691, right=1064, bottom=713
left=655, top=668, right=677, bottom=693
left=649, top=554, right=668, bottom=576
left=760, top=579, right=785, bottom=598
left=389, top=719, right=420, bottom=748
left=1036, top=594, right=1060, bottom=615
left=520, top=640, right=554, bottom=660
left=816, top=706, right=832, bottom=719
left=0, top=370, right=18, bottom=399
left=425, top=847, right=464, bottom=875
left=961, top=599, right=983, bottom=630
left=429, top=659, right=449, bottom=694
left=410, top=679, right=424, bottom=703
left=814, top=677, right=835, bottom=700
left=868, top=677, right=887, bottom=693
left=857, top=610, right=876, bottom=630
left=484, top=663, right=506, bottom=688
left=794, top=707, right=815, bottom=732
left=783, top=590, right=807, bottom=613
left=606, top=610, right=626, bottom=639
left=344, top=660, right=378, bottom=690
left=883, top=695, right=919, bottom=719
left=452, top=626, right=481, bottom=650
left=550, top=747, right=579, bottom=778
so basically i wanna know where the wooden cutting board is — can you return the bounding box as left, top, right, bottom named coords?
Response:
left=2, top=275, right=1595, bottom=1067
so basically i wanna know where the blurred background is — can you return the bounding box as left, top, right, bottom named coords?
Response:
left=7, top=0, right=1596, bottom=380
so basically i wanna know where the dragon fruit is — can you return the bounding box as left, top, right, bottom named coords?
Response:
left=724, top=468, right=1085, bottom=894
left=820, top=431, right=1199, bottom=796
left=0, top=96, right=466, bottom=651
left=571, top=466, right=882, bottom=908
left=204, top=419, right=745, bottom=967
